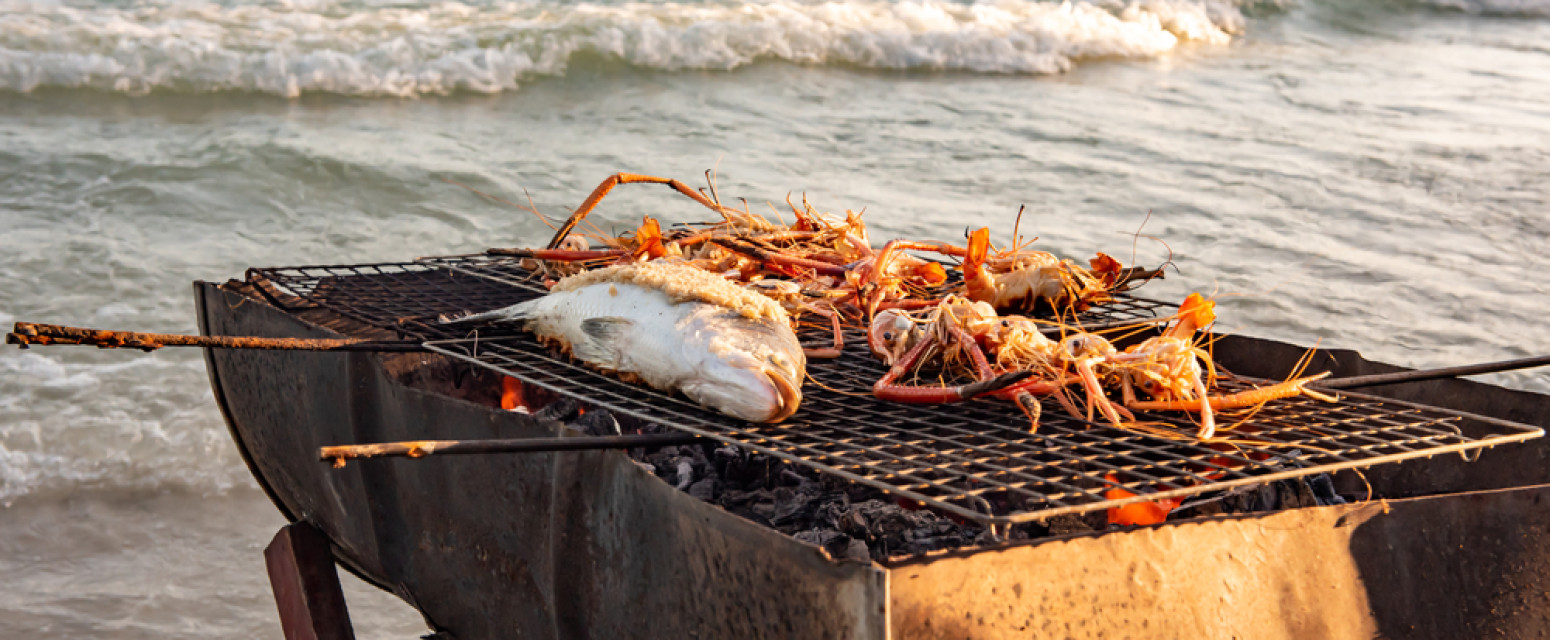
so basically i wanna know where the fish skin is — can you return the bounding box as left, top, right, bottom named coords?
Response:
left=447, top=279, right=805, bottom=423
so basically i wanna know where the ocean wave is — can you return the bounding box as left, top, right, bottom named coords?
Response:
left=0, top=0, right=1246, bottom=97
left=0, top=351, right=251, bottom=505
left=1416, top=0, right=1550, bottom=16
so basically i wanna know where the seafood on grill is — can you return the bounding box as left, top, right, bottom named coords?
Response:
left=863, top=292, right=1342, bottom=437
left=961, top=227, right=1119, bottom=315
left=443, top=261, right=805, bottom=423
left=467, top=171, right=1349, bottom=440
left=867, top=295, right=1095, bottom=429
left=1108, top=294, right=1338, bottom=439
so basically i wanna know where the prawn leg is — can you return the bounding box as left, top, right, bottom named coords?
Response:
left=1073, top=358, right=1131, bottom=427
left=709, top=238, right=850, bottom=277
left=487, top=248, right=628, bottom=261
left=546, top=173, right=733, bottom=249
left=872, top=334, right=1032, bottom=403
left=799, top=304, right=846, bottom=359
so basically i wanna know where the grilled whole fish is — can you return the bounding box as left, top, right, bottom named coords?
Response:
left=445, top=262, right=805, bottom=423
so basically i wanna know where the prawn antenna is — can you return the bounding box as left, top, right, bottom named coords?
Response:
left=1012, top=204, right=1027, bottom=251
left=703, top=168, right=722, bottom=206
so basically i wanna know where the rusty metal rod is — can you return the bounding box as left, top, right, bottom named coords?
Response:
left=7, top=322, right=424, bottom=352
left=320, top=433, right=705, bottom=464
left=1314, top=354, right=1550, bottom=390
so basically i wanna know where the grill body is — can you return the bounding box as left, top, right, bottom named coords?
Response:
left=196, top=279, right=1550, bottom=639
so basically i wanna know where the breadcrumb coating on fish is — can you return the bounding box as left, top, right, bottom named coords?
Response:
left=553, top=261, right=788, bottom=322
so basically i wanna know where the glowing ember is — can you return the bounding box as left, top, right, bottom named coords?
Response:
left=1104, top=473, right=1181, bottom=527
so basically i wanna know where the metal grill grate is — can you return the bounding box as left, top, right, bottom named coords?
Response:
left=248, top=257, right=1544, bottom=526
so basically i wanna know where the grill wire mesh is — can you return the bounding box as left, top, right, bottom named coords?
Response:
left=247, top=256, right=1543, bottom=526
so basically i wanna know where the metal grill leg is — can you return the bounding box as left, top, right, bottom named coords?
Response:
left=264, top=522, right=356, bottom=640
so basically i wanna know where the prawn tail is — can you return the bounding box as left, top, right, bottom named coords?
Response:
left=1128, top=371, right=1335, bottom=413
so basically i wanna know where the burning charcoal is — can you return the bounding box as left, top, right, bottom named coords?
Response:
left=818, top=473, right=855, bottom=493
left=1179, top=496, right=1225, bottom=518
left=815, top=501, right=848, bottom=531
left=793, top=529, right=844, bottom=550
left=1046, top=514, right=1095, bottom=536
left=711, top=444, right=742, bottom=465
left=843, top=537, right=872, bottom=562
left=1308, top=474, right=1346, bottom=505
left=837, top=508, right=870, bottom=540
left=532, top=397, right=582, bottom=423
left=778, top=467, right=812, bottom=488
left=1252, top=484, right=1280, bottom=512
left=673, top=458, right=695, bottom=491
left=972, top=528, right=1004, bottom=546
left=1223, top=484, right=1276, bottom=513
left=713, top=445, right=768, bottom=489
left=684, top=442, right=712, bottom=478
left=688, top=477, right=718, bottom=502
left=571, top=408, right=621, bottom=436
left=1276, top=478, right=1319, bottom=510
left=749, top=496, right=777, bottom=521
left=822, top=533, right=858, bottom=559
left=770, top=488, right=816, bottom=527
left=721, top=487, right=779, bottom=522
left=858, top=503, right=909, bottom=542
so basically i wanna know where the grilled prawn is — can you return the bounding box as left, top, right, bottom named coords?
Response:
left=445, top=262, right=805, bottom=423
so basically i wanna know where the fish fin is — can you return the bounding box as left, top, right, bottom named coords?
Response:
left=575, top=317, right=635, bottom=364
left=439, top=299, right=537, bottom=325
left=580, top=317, right=634, bottom=342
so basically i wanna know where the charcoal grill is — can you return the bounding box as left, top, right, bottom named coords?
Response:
left=244, top=256, right=1542, bottom=527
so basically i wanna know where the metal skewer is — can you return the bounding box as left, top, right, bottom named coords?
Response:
left=7, top=322, right=425, bottom=352
left=320, top=433, right=705, bottom=466
left=1312, top=354, right=1550, bottom=390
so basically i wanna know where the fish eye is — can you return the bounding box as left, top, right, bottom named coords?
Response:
left=883, top=331, right=894, bottom=340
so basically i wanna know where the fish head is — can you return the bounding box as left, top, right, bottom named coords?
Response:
left=757, top=348, right=805, bottom=422
left=691, top=316, right=806, bottom=423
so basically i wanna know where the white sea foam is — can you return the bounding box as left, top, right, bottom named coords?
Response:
left=0, top=0, right=1245, bottom=97
left=0, top=351, right=250, bottom=504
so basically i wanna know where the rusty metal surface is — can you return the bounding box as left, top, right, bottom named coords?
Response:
left=196, top=281, right=887, bottom=639
left=318, top=433, right=705, bottom=463
left=7, top=320, right=418, bottom=351
left=887, top=483, right=1550, bottom=640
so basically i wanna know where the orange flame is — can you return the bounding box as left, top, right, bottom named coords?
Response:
left=501, top=376, right=523, bottom=411
left=1104, top=473, right=1182, bottom=526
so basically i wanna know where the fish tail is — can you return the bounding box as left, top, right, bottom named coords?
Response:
left=438, top=299, right=538, bottom=325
